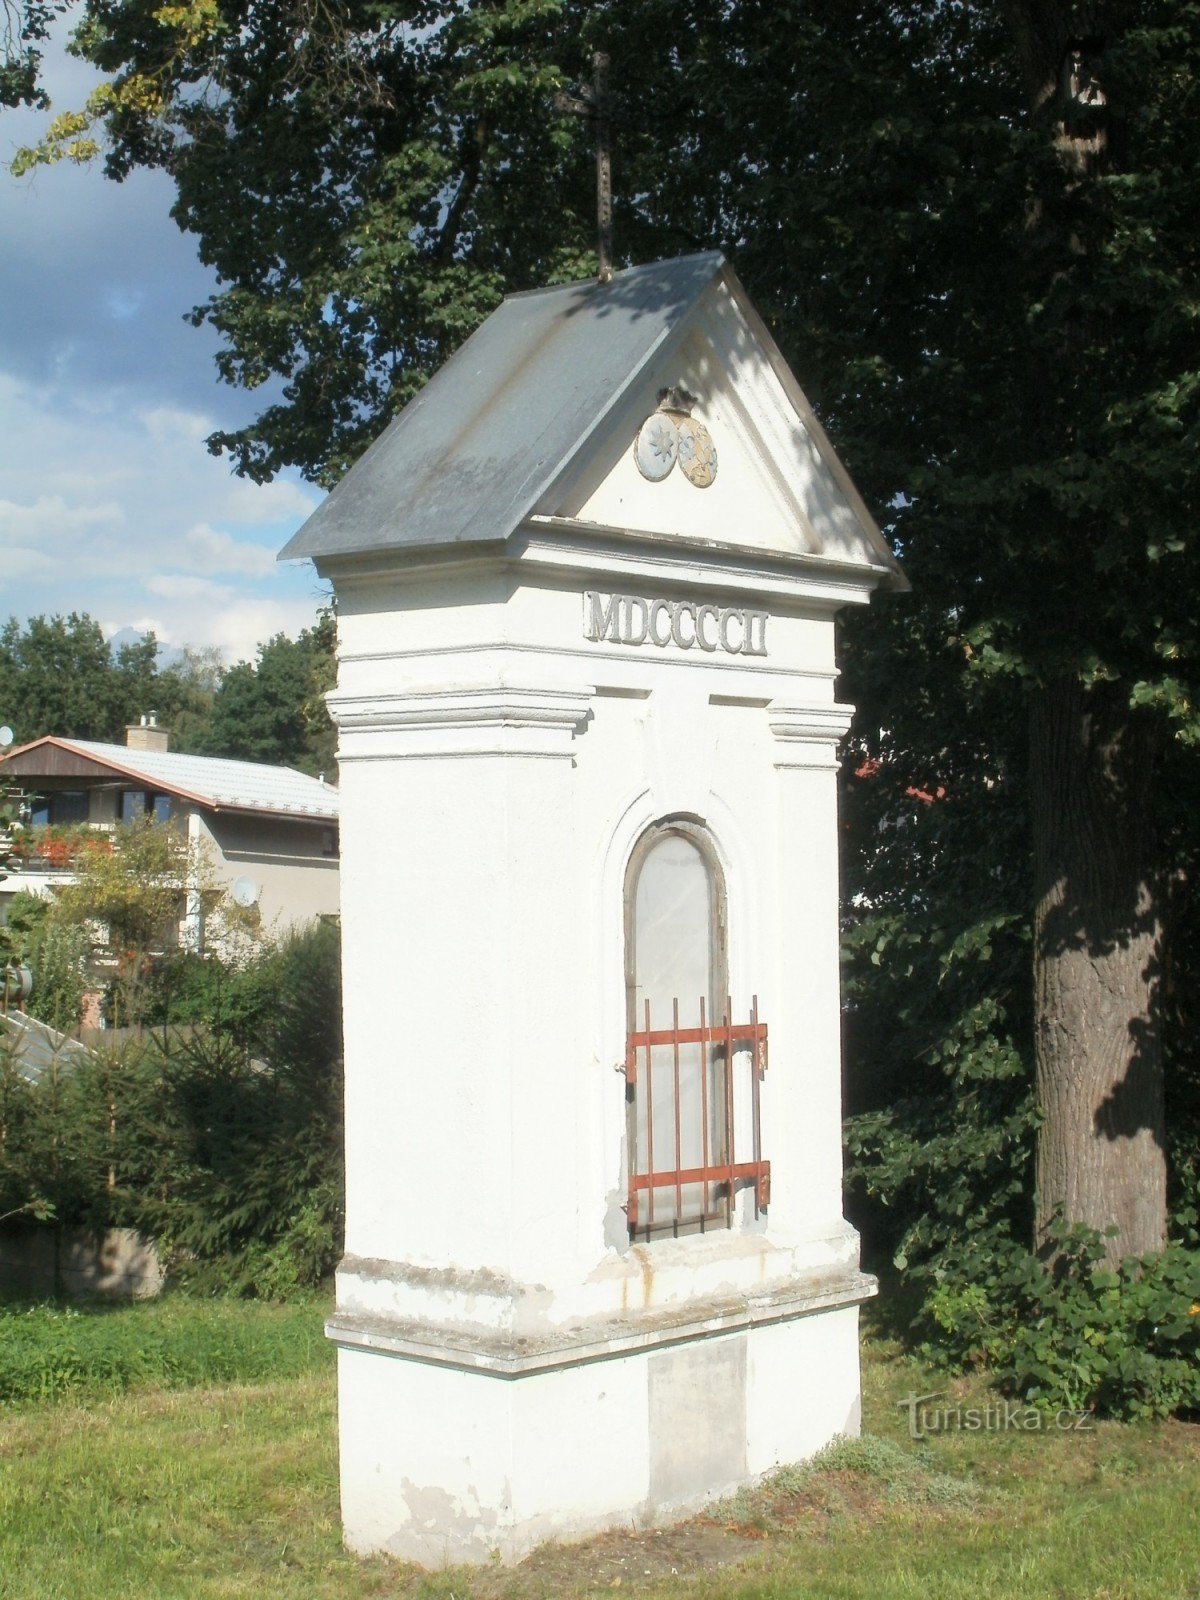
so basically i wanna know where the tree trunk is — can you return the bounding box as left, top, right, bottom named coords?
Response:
left=1030, top=679, right=1166, bottom=1262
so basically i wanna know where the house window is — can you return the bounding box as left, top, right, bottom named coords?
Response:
left=47, top=791, right=88, bottom=826
left=624, top=820, right=769, bottom=1239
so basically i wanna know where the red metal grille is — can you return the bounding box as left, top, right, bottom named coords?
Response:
left=625, top=995, right=769, bottom=1236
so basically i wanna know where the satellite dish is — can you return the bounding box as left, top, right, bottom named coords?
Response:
left=0, top=727, right=13, bottom=749
left=3, top=964, right=32, bottom=1002
left=231, top=876, right=260, bottom=909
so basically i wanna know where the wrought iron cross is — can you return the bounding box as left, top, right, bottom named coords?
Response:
left=554, top=51, right=614, bottom=284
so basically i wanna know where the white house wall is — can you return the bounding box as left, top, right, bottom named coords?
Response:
left=332, top=557, right=860, bottom=1300
left=195, top=811, right=340, bottom=934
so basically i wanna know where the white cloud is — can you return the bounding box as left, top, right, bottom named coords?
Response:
left=0, top=548, right=59, bottom=579
left=139, top=406, right=213, bottom=445
left=105, top=288, right=145, bottom=321
left=182, top=524, right=278, bottom=576
left=102, top=594, right=320, bottom=663
left=0, top=30, right=330, bottom=665
left=145, top=574, right=235, bottom=603
left=104, top=616, right=166, bottom=641
left=222, top=477, right=321, bottom=526
left=0, top=369, right=327, bottom=659
left=0, top=494, right=124, bottom=540
left=203, top=597, right=323, bottom=661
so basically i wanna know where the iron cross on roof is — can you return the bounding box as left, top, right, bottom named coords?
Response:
left=554, top=51, right=614, bottom=284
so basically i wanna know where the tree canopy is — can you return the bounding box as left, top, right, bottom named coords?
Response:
left=195, top=610, right=336, bottom=775
left=0, top=614, right=160, bottom=743
left=8, top=3, right=1200, bottom=1272
left=0, top=611, right=335, bottom=772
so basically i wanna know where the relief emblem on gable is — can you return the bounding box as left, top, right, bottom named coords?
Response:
left=633, top=385, right=718, bottom=490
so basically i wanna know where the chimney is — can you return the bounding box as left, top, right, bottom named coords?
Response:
left=125, top=711, right=170, bottom=754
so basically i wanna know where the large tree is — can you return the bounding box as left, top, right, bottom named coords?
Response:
left=610, top=1, right=1200, bottom=1262
left=0, top=614, right=156, bottom=742
left=10, top=1, right=1200, bottom=1261
left=0, top=613, right=220, bottom=748
left=196, top=611, right=336, bottom=774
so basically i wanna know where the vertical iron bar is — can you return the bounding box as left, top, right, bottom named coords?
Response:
left=700, top=994, right=710, bottom=1219
left=672, top=997, right=682, bottom=1222
left=644, top=996, right=654, bottom=1235
left=751, top=994, right=762, bottom=1219
left=724, top=996, right=735, bottom=1224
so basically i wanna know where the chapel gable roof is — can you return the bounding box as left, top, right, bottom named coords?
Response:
left=279, top=252, right=905, bottom=588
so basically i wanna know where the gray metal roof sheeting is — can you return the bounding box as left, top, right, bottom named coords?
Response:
left=279, top=252, right=728, bottom=563
left=1, top=1012, right=91, bottom=1085
left=2, top=738, right=339, bottom=820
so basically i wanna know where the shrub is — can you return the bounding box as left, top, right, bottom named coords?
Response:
left=141, top=920, right=344, bottom=1293
left=0, top=920, right=343, bottom=1297
left=919, top=1226, right=1200, bottom=1420
left=2, top=891, right=88, bottom=1033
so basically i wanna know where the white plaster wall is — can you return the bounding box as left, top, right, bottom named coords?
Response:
left=332, top=552, right=855, bottom=1302
left=313, top=260, right=902, bottom=1565
left=325, top=527, right=879, bottom=1564
left=337, top=742, right=587, bottom=1281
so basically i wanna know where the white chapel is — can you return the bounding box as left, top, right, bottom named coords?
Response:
left=281, top=250, right=906, bottom=1564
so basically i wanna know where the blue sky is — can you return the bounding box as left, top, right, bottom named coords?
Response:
left=0, top=33, right=329, bottom=665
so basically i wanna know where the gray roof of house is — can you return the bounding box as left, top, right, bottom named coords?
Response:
left=4, top=738, right=339, bottom=821
left=1, top=1012, right=91, bottom=1085
left=279, top=252, right=730, bottom=563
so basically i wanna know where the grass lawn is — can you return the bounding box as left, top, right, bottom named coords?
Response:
left=1, top=1298, right=1197, bottom=1600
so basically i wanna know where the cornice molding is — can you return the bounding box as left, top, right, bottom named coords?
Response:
left=768, top=702, right=855, bottom=769
left=516, top=521, right=889, bottom=610
left=329, top=684, right=594, bottom=762
left=326, top=1267, right=878, bottom=1378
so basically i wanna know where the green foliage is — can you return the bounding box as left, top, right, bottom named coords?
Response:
left=0, top=1026, right=95, bottom=1226
left=0, top=615, right=160, bottom=744
left=0, top=612, right=330, bottom=762
left=145, top=922, right=344, bottom=1294
left=141, top=948, right=272, bottom=1038
left=0, top=1295, right=330, bottom=1407
left=143, top=922, right=342, bottom=1293
left=3, top=892, right=88, bottom=1033
left=44, top=815, right=213, bottom=1027
left=839, top=619, right=1037, bottom=1279
left=8, top=0, right=1200, bottom=1401
left=0, top=921, right=343, bottom=1295
left=195, top=610, right=336, bottom=776
left=0, top=0, right=56, bottom=111
left=921, top=1228, right=1200, bottom=1422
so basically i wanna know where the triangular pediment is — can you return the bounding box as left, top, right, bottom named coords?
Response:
left=537, top=274, right=894, bottom=575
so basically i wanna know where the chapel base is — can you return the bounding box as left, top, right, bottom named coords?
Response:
left=333, top=1304, right=864, bottom=1566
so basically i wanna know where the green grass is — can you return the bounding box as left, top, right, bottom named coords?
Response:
left=0, top=1301, right=1197, bottom=1599
left=0, top=1292, right=332, bottom=1406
